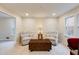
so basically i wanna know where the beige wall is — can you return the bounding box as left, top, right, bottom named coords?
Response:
left=43, top=18, right=58, bottom=32
left=22, top=17, right=58, bottom=33
left=58, top=6, right=79, bottom=46
left=15, top=16, right=22, bottom=44
left=22, top=18, right=37, bottom=32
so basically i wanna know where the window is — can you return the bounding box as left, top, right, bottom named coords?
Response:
left=65, top=16, right=75, bottom=36
left=77, top=14, right=79, bottom=37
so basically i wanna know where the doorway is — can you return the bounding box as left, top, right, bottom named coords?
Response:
left=0, top=11, right=16, bottom=42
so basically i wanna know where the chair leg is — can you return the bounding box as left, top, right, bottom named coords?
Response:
left=78, top=50, right=79, bottom=55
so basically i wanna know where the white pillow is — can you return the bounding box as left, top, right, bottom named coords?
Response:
left=71, top=50, right=78, bottom=55
left=22, top=37, right=31, bottom=40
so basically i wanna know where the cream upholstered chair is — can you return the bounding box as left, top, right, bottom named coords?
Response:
left=44, top=32, right=58, bottom=46
left=20, top=32, right=37, bottom=45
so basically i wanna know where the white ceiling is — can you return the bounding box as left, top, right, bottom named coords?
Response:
left=1, top=3, right=79, bottom=18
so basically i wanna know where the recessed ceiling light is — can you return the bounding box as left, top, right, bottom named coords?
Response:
left=25, top=13, right=29, bottom=16
left=52, top=13, right=56, bottom=16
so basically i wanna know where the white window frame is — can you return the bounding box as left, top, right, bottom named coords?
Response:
left=76, top=14, right=79, bottom=37
left=65, top=16, right=75, bottom=37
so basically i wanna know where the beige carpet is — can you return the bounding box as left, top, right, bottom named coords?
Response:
left=0, top=41, right=70, bottom=55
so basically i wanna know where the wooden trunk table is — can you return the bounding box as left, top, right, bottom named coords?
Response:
left=29, top=39, right=52, bottom=51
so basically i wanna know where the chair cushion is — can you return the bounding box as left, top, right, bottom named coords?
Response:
left=68, top=38, right=79, bottom=49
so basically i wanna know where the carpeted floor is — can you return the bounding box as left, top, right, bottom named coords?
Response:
left=0, top=41, right=70, bottom=55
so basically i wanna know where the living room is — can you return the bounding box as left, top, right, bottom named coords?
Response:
left=0, top=3, right=79, bottom=55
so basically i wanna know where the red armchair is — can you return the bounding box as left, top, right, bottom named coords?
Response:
left=67, top=38, right=79, bottom=55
